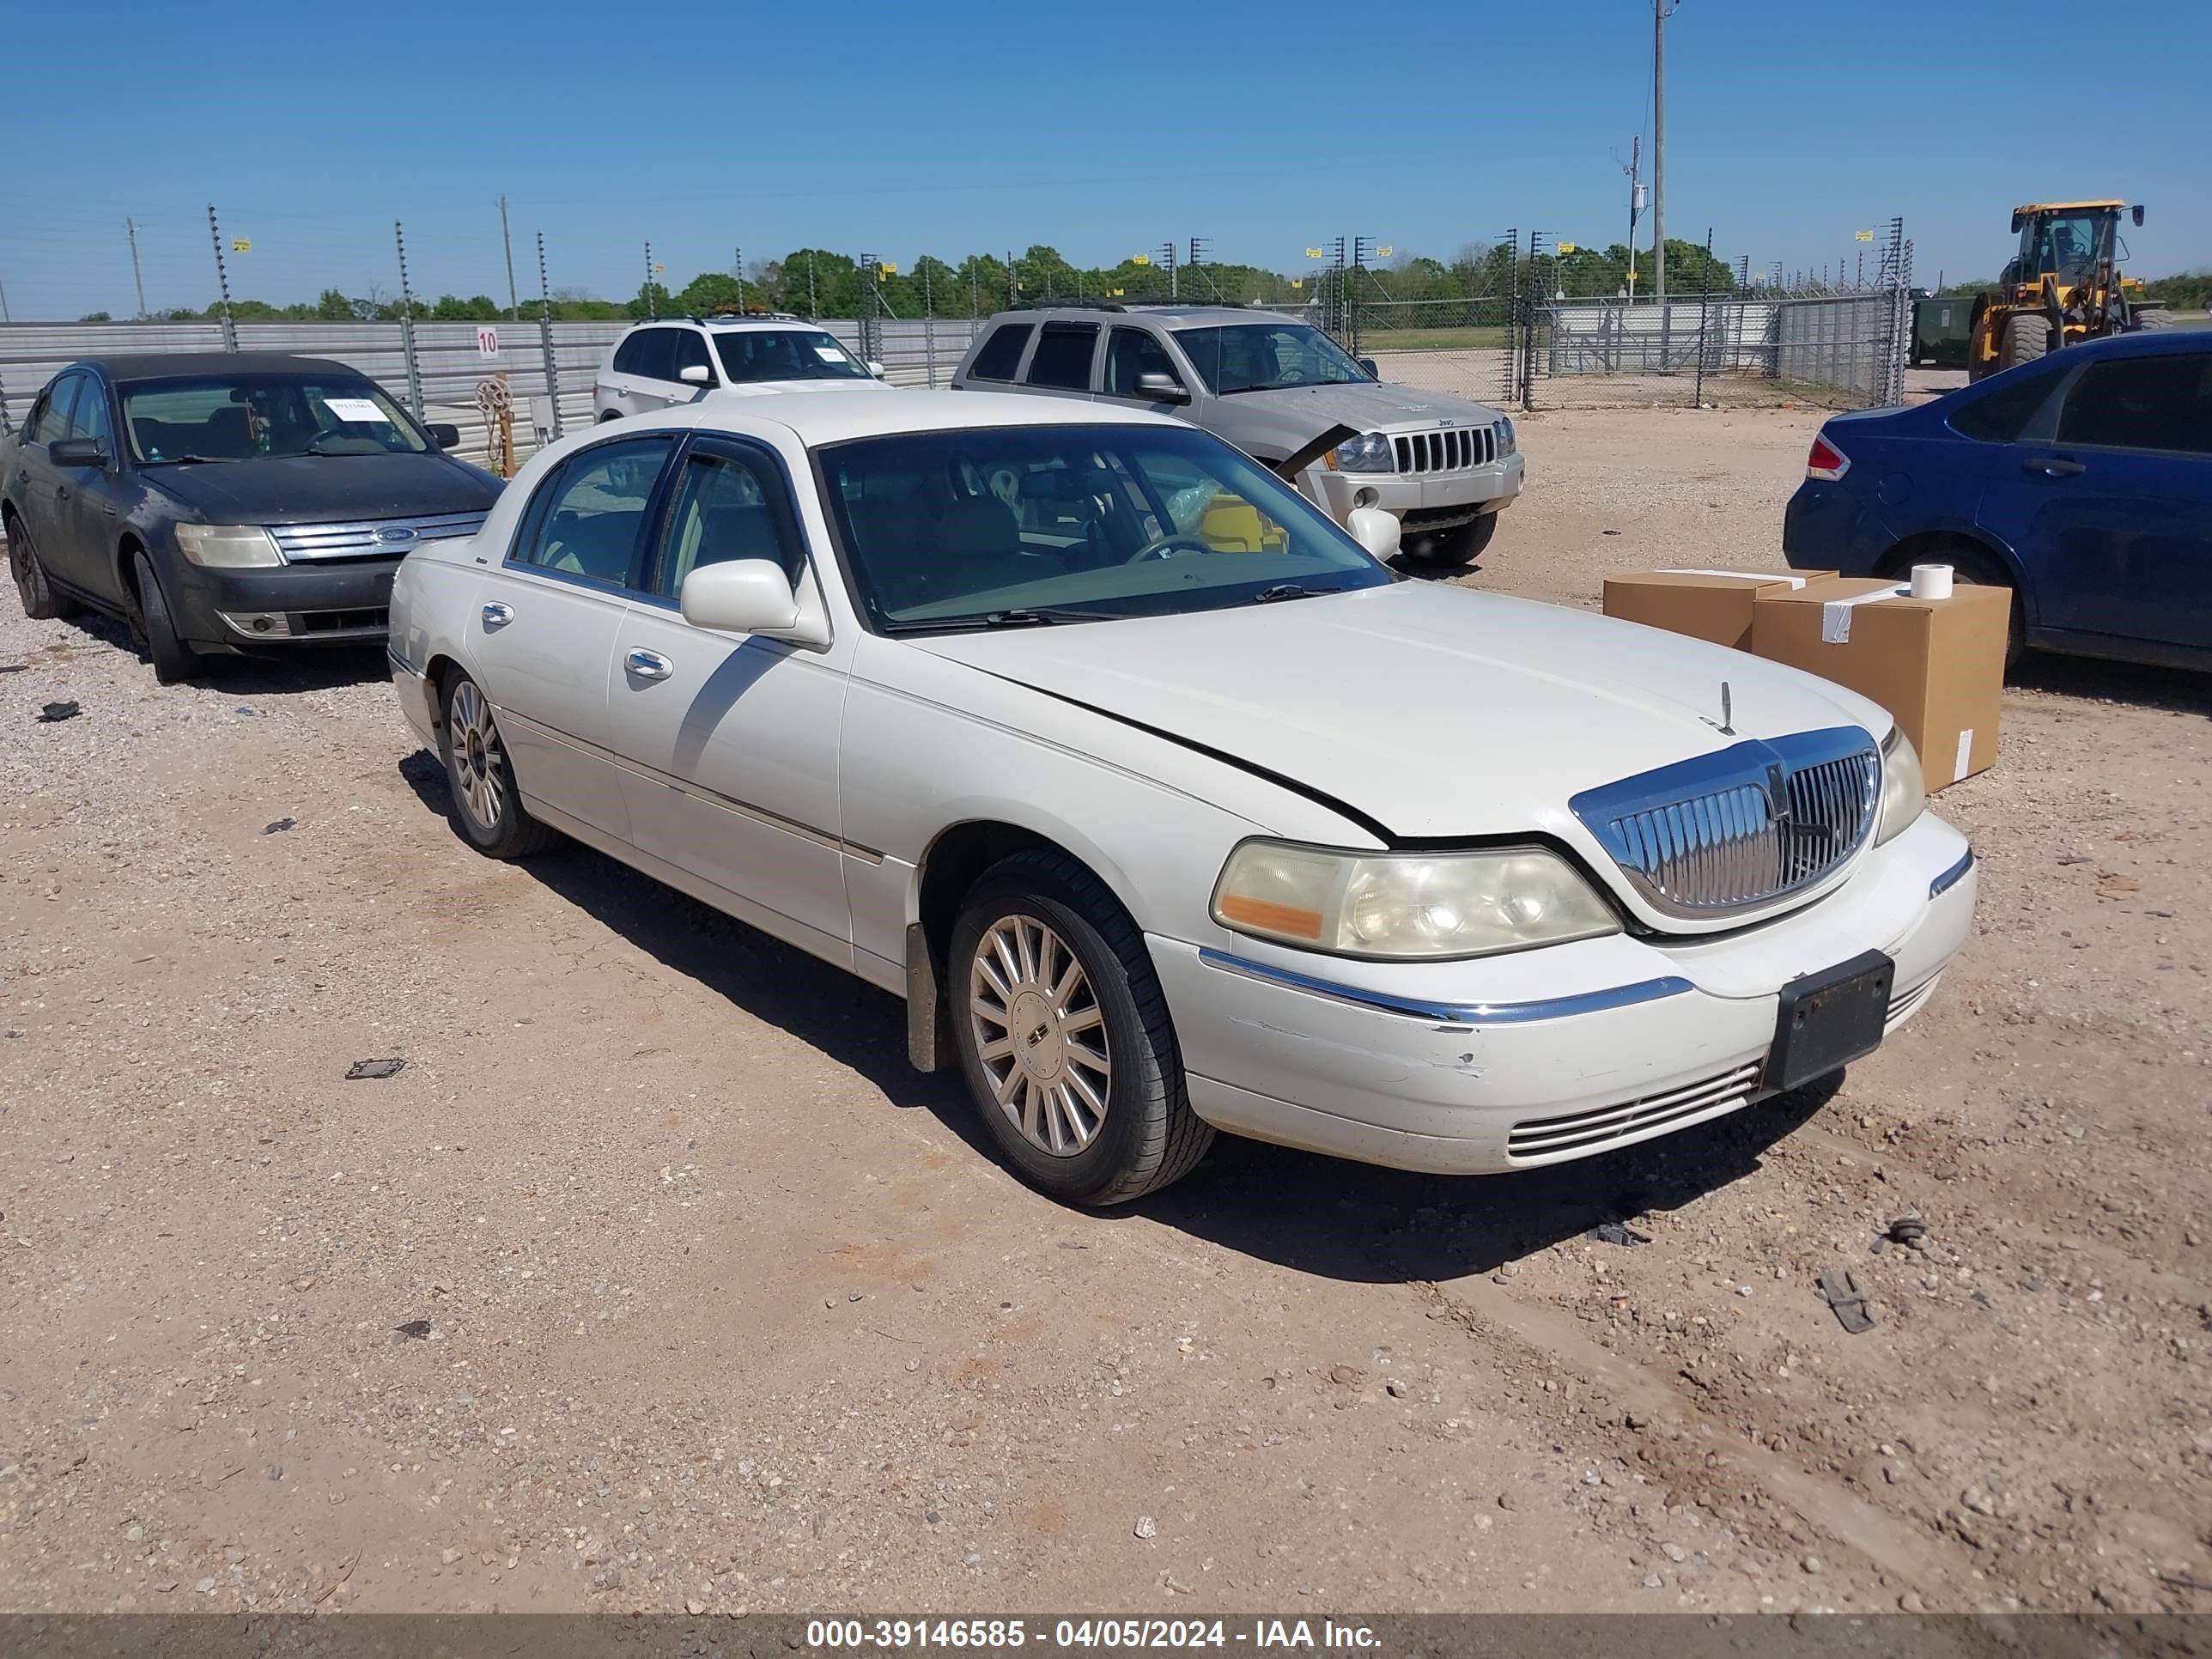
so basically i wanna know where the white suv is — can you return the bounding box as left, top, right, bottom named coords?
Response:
left=592, top=315, right=891, bottom=421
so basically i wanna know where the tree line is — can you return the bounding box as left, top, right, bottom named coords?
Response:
left=76, top=245, right=2210, bottom=326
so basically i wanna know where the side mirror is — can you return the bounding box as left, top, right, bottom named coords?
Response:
left=2131, top=205, right=2144, bottom=228
left=678, top=364, right=713, bottom=386
left=49, top=436, right=107, bottom=468
left=1134, top=372, right=1190, bottom=404
left=680, top=558, right=800, bottom=635
left=1346, top=506, right=1401, bottom=562
left=866, top=360, right=886, bottom=380
left=426, top=422, right=461, bottom=449
left=1358, top=356, right=1379, bottom=379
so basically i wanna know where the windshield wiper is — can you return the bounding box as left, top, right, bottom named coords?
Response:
left=886, top=605, right=1117, bottom=635
left=1252, top=583, right=1314, bottom=604
left=141, top=453, right=234, bottom=465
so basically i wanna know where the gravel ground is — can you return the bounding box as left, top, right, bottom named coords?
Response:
left=3, top=396, right=2207, bottom=1617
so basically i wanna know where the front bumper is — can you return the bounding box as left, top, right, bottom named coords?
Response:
left=167, top=554, right=402, bottom=649
left=1150, top=811, right=1975, bottom=1175
left=1310, top=453, right=1525, bottom=527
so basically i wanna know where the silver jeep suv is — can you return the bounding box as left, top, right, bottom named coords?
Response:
left=950, top=302, right=1522, bottom=566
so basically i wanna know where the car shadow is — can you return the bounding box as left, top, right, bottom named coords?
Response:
left=41, top=609, right=391, bottom=696
left=396, top=749, right=1832, bottom=1283
left=2013, top=651, right=2212, bottom=717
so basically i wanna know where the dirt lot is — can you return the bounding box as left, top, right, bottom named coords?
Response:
left=3, top=397, right=2207, bottom=1619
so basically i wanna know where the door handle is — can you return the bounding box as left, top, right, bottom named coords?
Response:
left=2024, top=456, right=2085, bottom=477
left=56, top=485, right=70, bottom=501
left=481, top=601, right=514, bottom=629
left=624, top=647, right=673, bottom=681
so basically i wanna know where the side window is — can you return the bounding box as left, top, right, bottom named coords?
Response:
left=2057, top=354, right=2212, bottom=457
left=65, top=377, right=114, bottom=450
left=615, top=328, right=678, bottom=383
left=510, top=435, right=673, bottom=587
left=669, top=329, right=716, bottom=386
left=650, top=444, right=807, bottom=601
left=1103, top=327, right=1176, bottom=398
left=1024, top=324, right=1099, bottom=391
left=1948, top=368, right=2061, bottom=443
left=27, top=377, right=81, bottom=446
left=968, top=324, right=1032, bottom=381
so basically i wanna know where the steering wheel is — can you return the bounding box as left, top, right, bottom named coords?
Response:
left=1125, top=535, right=1215, bottom=565
left=1278, top=365, right=1309, bottom=385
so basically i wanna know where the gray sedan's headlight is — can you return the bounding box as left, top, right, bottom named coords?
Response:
left=1212, top=840, right=1619, bottom=960
left=1495, top=417, right=1516, bottom=457
left=1875, top=726, right=1925, bottom=846
left=175, top=524, right=283, bottom=568
left=1331, top=431, right=1395, bottom=473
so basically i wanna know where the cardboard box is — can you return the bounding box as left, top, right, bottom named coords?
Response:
left=1749, top=578, right=2010, bottom=789
left=1602, top=568, right=1838, bottom=650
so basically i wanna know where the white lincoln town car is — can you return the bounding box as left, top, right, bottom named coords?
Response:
left=388, top=391, right=1977, bottom=1206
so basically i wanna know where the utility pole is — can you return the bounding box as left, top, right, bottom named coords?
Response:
left=125, top=218, right=148, bottom=319
left=498, top=196, right=520, bottom=321
left=1652, top=0, right=1670, bottom=305
left=1623, top=137, right=1643, bottom=299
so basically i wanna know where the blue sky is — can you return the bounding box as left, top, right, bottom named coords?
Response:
left=5, top=0, right=2207, bottom=319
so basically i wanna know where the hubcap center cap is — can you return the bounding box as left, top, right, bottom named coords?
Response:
left=1010, top=989, right=1063, bottom=1079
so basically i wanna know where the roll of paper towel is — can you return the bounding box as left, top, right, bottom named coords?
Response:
left=1911, top=563, right=1954, bottom=601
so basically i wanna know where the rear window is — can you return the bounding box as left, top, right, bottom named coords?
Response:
left=1948, top=368, right=2060, bottom=443
left=613, top=328, right=679, bottom=381
left=968, top=324, right=1032, bottom=382
left=1024, top=324, right=1099, bottom=391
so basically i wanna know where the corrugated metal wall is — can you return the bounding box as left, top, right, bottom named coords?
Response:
left=0, top=315, right=992, bottom=467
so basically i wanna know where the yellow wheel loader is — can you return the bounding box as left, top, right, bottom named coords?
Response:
left=1966, top=201, right=2167, bottom=382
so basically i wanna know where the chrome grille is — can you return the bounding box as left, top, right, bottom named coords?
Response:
left=1392, top=424, right=1497, bottom=475
left=1508, top=1061, right=1764, bottom=1161
left=270, top=510, right=489, bottom=562
left=1570, top=727, right=1881, bottom=919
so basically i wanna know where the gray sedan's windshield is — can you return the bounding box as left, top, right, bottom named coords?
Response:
left=714, top=330, right=872, bottom=384
left=1173, top=322, right=1371, bottom=396
left=821, top=424, right=1389, bottom=631
left=122, top=376, right=427, bottom=462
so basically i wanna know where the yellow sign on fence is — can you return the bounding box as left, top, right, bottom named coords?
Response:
left=1132, top=254, right=1151, bottom=266
left=1558, top=241, right=1578, bottom=254
left=230, top=238, right=252, bottom=253
left=1855, top=229, right=1875, bottom=242
left=1304, top=247, right=1322, bottom=259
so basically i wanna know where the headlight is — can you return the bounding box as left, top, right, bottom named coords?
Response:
left=1212, top=840, right=1619, bottom=960
left=1330, top=431, right=1395, bottom=473
left=1875, top=726, right=1924, bottom=845
left=1494, top=417, right=1516, bottom=457
left=174, top=524, right=283, bottom=568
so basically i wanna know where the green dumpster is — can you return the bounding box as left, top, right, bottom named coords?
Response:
left=1911, top=298, right=1972, bottom=368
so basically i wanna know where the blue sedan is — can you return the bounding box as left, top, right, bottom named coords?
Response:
left=1784, top=330, right=2212, bottom=670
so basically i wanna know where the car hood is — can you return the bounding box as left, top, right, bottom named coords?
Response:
left=908, top=581, right=1888, bottom=842
left=1224, top=380, right=1504, bottom=431
left=141, top=452, right=501, bottom=526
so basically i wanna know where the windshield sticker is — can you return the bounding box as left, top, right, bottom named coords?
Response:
left=323, top=398, right=388, bottom=424
left=813, top=345, right=848, bottom=362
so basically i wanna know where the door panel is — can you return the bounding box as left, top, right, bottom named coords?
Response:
left=471, top=432, right=678, bottom=840
left=58, top=377, right=126, bottom=600
left=605, top=437, right=853, bottom=958
left=14, top=375, right=83, bottom=583
left=1982, top=351, right=2212, bottom=647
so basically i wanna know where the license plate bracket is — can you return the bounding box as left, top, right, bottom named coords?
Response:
left=1768, top=950, right=1893, bottom=1093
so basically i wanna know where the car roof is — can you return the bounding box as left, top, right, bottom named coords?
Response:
left=2043, top=327, right=2208, bottom=363
left=63, top=351, right=367, bottom=385
left=624, top=315, right=820, bottom=331
left=986, top=303, right=1298, bottom=330
left=607, top=386, right=1184, bottom=447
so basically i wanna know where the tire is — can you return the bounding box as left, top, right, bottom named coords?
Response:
left=1402, top=511, right=1499, bottom=568
left=1896, top=543, right=2025, bottom=671
left=437, top=671, right=558, bottom=859
left=1999, top=313, right=2049, bottom=373
left=5, top=509, right=75, bottom=621
left=131, top=550, right=203, bottom=684
left=947, top=848, right=1212, bottom=1206
left=2132, top=307, right=2172, bottom=332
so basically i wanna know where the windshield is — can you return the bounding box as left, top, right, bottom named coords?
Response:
left=714, top=329, right=872, bottom=384
left=2015, top=211, right=2113, bottom=287
left=821, top=423, right=1390, bottom=632
left=1172, top=322, right=1371, bottom=396
left=121, top=375, right=427, bottom=463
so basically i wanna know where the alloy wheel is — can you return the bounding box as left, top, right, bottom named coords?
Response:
left=968, top=915, right=1112, bottom=1157
left=447, top=679, right=507, bottom=832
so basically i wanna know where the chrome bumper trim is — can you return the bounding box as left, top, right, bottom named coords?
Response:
left=387, top=645, right=422, bottom=678
left=1194, top=947, right=1695, bottom=1026
left=1929, top=846, right=1975, bottom=899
